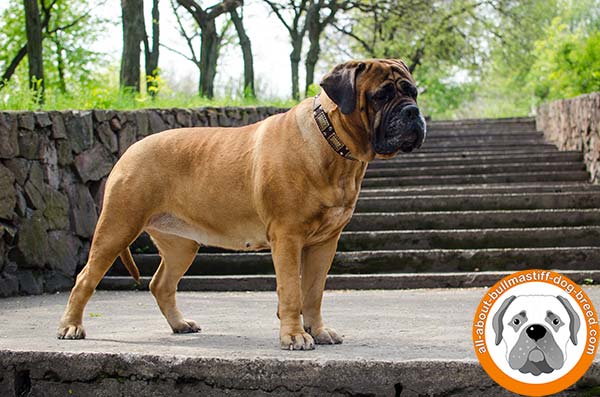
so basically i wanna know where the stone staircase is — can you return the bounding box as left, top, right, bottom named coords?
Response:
left=104, top=117, right=600, bottom=285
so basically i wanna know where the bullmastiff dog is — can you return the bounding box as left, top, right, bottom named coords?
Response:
left=493, top=294, right=581, bottom=375
left=57, top=59, right=426, bottom=350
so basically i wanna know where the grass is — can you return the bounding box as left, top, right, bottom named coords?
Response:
left=0, top=80, right=297, bottom=112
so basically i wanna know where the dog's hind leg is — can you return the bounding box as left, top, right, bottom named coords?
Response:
left=148, top=230, right=200, bottom=333
left=57, top=206, right=146, bottom=339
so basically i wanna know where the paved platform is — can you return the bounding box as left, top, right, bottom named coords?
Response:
left=1, top=288, right=600, bottom=395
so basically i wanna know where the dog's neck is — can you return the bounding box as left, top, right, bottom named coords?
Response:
left=316, top=92, right=375, bottom=162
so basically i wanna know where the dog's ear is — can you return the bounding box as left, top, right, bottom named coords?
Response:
left=557, top=295, right=580, bottom=345
left=320, top=61, right=366, bottom=115
left=493, top=295, right=516, bottom=345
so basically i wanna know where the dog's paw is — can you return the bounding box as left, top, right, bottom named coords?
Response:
left=57, top=324, right=86, bottom=340
left=307, top=326, right=343, bottom=345
left=172, top=319, right=201, bottom=334
left=280, top=331, right=315, bottom=351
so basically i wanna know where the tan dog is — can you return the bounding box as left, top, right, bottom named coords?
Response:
left=57, top=59, right=426, bottom=350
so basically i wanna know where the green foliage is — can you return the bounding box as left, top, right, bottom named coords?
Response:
left=0, top=0, right=110, bottom=95
left=529, top=18, right=600, bottom=101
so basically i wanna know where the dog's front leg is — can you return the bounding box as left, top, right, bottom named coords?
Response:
left=301, top=235, right=343, bottom=345
left=271, top=236, right=315, bottom=350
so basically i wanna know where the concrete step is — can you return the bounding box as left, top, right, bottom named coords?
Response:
left=415, top=144, right=557, bottom=153
left=425, top=134, right=545, bottom=143
left=337, top=226, right=600, bottom=250
left=346, top=209, right=600, bottom=230
left=394, top=146, right=572, bottom=159
left=368, top=152, right=583, bottom=168
left=361, top=171, right=590, bottom=187
left=99, top=270, right=600, bottom=291
left=416, top=139, right=549, bottom=149
left=356, top=192, right=600, bottom=212
left=132, top=225, right=600, bottom=254
left=109, top=247, right=600, bottom=276
left=364, top=162, right=584, bottom=178
left=426, top=130, right=542, bottom=138
left=361, top=182, right=600, bottom=196
left=4, top=288, right=598, bottom=395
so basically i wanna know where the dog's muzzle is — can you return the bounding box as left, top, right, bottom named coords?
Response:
left=374, top=104, right=426, bottom=155
left=509, top=324, right=565, bottom=375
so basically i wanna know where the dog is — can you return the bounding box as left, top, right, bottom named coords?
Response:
left=492, top=294, right=581, bottom=375
left=57, top=59, right=426, bottom=350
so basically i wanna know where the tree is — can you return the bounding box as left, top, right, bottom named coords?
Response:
left=120, top=0, right=145, bottom=91
left=144, top=0, right=161, bottom=95
left=175, top=0, right=241, bottom=98
left=23, top=0, right=45, bottom=102
left=1, top=0, right=107, bottom=95
left=230, top=6, right=254, bottom=98
left=263, top=0, right=310, bottom=100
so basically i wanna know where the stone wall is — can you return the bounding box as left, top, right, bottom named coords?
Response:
left=0, top=106, right=286, bottom=297
left=536, top=92, right=600, bottom=183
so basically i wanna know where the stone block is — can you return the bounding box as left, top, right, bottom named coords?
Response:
left=18, top=130, right=43, bottom=159
left=0, top=164, right=16, bottom=220
left=56, top=139, right=73, bottom=166
left=17, top=269, right=44, bottom=295
left=16, top=210, right=48, bottom=267
left=18, top=113, right=35, bottom=131
left=74, top=143, right=114, bottom=183
left=66, top=184, right=98, bottom=238
left=24, top=162, right=46, bottom=210
left=0, top=112, right=19, bottom=158
left=118, top=123, right=137, bottom=157
left=148, top=110, right=166, bottom=133
left=44, top=271, right=74, bottom=292
left=35, top=112, right=52, bottom=128
left=50, top=112, right=67, bottom=139
left=135, top=111, right=150, bottom=138
left=47, top=230, right=82, bottom=276
left=96, top=122, right=118, bottom=153
left=65, top=111, right=94, bottom=153
left=43, top=188, right=69, bottom=230
left=3, top=158, right=30, bottom=186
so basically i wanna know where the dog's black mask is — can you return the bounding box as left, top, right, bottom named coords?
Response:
left=371, top=82, right=426, bottom=155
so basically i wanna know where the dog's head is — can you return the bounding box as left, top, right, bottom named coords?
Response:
left=320, top=59, right=426, bottom=160
left=492, top=295, right=580, bottom=376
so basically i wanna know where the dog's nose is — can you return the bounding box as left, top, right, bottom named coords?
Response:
left=526, top=324, right=547, bottom=341
left=400, top=105, right=420, bottom=119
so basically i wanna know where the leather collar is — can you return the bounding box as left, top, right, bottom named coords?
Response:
left=312, top=94, right=357, bottom=161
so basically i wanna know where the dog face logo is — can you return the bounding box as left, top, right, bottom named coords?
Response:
left=492, top=295, right=580, bottom=376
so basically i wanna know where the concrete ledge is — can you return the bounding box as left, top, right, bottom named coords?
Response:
left=1, top=288, right=599, bottom=395
left=3, top=350, right=598, bottom=396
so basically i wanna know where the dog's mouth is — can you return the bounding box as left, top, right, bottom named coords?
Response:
left=518, top=348, right=555, bottom=375
left=373, top=105, right=426, bottom=157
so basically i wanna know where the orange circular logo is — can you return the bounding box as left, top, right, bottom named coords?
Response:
left=472, top=270, right=599, bottom=396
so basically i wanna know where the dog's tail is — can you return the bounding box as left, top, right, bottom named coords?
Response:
left=119, top=248, right=140, bottom=283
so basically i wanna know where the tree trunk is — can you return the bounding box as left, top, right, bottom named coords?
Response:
left=305, top=31, right=320, bottom=95
left=230, top=8, right=254, bottom=98
left=199, top=20, right=219, bottom=98
left=144, top=0, right=160, bottom=95
left=54, top=39, right=67, bottom=93
left=120, top=0, right=145, bottom=91
left=290, top=36, right=303, bottom=101
left=23, top=0, right=44, bottom=102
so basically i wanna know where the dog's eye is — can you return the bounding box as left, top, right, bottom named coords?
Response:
left=400, top=80, right=418, bottom=99
left=553, top=318, right=560, bottom=325
left=372, top=84, right=395, bottom=103
left=513, top=319, right=520, bottom=325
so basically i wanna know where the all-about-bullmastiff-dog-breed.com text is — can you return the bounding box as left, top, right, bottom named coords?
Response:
left=57, top=59, right=426, bottom=350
